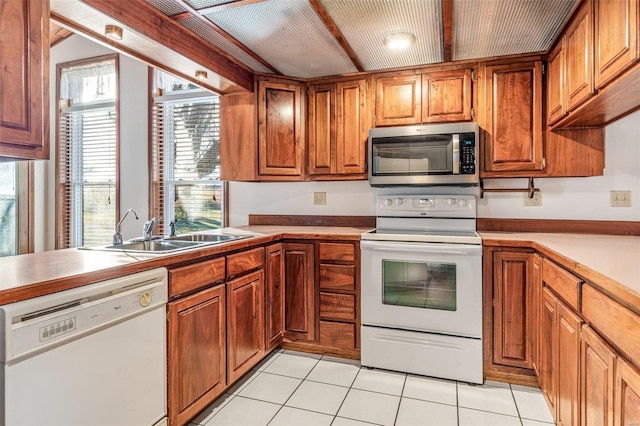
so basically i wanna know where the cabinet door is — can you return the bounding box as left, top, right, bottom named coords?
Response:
left=266, top=243, right=285, bottom=350
left=557, top=300, right=583, bottom=426
left=374, top=74, right=421, bottom=126
left=492, top=251, right=534, bottom=369
left=594, top=0, right=639, bottom=89
left=308, top=83, right=335, bottom=175
left=227, top=270, right=265, bottom=383
left=541, top=287, right=559, bottom=414
left=547, top=42, right=567, bottom=125
left=481, top=61, right=544, bottom=174
left=220, top=92, right=258, bottom=181
left=167, top=285, right=226, bottom=426
left=530, top=254, right=543, bottom=377
left=0, top=0, right=49, bottom=160
left=336, top=79, right=368, bottom=175
left=421, top=69, right=472, bottom=123
left=258, top=80, right=303, bottom=177
left=581, top=325, right=616, bottom=426
left=615, top=358, right=640, bottom=426
left=565, top=0, right=594, bottom=111
left=284, top=242, right=315, bottom=341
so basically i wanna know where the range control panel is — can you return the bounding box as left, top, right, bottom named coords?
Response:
left=376, top=195, right=476, bottom=218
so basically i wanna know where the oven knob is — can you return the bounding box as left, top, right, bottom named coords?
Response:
left=395, top=198, right=403, bottom=205
left=458, top=199, right=468, bottom=208
left=446, top=198, right=457, bottom=206
left=383, top=199, right=392, bottom=206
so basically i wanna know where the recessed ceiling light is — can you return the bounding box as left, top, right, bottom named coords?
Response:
left=105, top=25, right=123, bottom=41
left=195, top=70, right=208, bottom=81
left=384, top=32, right=415, bottom=50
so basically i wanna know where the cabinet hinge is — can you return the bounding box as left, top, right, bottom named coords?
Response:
left=373, top=116, right=376, bottom=126
left=365, top=80, right=369, bottom=91
left=542, top=157, right=546, bottom=170
left=471, top=108, right=476, bottom=120
left=306, top=87, right=310, bottom=96
left=373, top=81, right=376, bottom=92
left=542, top=62, right=547, bottom=75
left=471, top=70, right=477, bottom=81
left=579, top=328, right=583, bottom=342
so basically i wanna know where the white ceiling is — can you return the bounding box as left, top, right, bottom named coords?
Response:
left=145, top=0, right=578, bottom=78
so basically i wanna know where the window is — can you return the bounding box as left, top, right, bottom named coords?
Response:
left=151, top=71, right=225, bottom=236
left=56, top=55, right=118, bottom=248
left=0, top=162, right=32, bottom=257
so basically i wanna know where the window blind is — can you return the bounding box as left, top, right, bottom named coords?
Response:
left=151, top=96, right=223, bottom=237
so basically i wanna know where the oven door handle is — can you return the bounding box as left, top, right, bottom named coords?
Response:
left=361, top=240, right=482, bottom=255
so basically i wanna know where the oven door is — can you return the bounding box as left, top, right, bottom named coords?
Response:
left=360, top=240, right=482, bottom=338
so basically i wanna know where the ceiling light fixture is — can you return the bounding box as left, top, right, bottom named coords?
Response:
left=384, top=32, right=416, bottom=50
left=105, top=25, right=123, bottom=41
left=195, top=70, right=208, bottom=81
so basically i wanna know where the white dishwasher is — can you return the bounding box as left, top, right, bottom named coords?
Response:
left=0, top=267, right=168, bottom=426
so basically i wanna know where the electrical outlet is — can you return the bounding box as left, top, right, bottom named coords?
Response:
left=610, top=190, right=631, bottom=207
left=524, top=192, right=542, bottom=206
left=313, top=192, right=326, bottom=205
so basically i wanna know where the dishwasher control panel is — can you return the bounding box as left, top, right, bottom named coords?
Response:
left=40, top=317, right=76, bottom=342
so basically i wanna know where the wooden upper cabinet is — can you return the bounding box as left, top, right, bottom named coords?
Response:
left=421, top=69, right=472, bottom=123
left=308, top=79, right=368, bottom=178
left=0, top=0, right=49, bottom=160
left=220, top=92, right=258, bottom=181
left=565, top=0, right=595, bottom=111
left=594, top=0, right=639, bottom=89
left=374, top=74, right=421, bottom=126
left=547, top=41, right=567, bottom=125
left=481, top=61, right=544, bottom=175
left=258, top=79, right=304, bottom=177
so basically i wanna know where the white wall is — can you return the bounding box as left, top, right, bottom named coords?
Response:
left=229, top=109, right=640, bottom=225
left=36, top=35, right=149, bottom=251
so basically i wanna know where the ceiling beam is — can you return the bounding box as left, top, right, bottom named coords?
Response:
left=171, top=0, right=282, bottom=75
left=442, top=0, right=453, bottom=63
left=308, top=0, right=364, bottom=73
left=77, top=0, right=255, bottom=92
left=174, top=0, right=269, bottom=19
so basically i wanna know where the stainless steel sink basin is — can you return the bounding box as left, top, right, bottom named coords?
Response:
left=81, top=233, right=250, bottom=253
left=99, top=240, right=202, bottom=253
left=164, top=234, right=242, bottom=243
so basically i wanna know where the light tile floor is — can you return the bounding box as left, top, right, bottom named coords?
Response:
left=189, top=350, right=556, bottom=426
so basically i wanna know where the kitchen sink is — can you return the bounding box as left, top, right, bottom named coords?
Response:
left=164, top=234, right=241, bottom=243
left=81, top=234, right=250, bottom=253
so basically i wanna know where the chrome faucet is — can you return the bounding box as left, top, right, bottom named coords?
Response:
left=113, top=209, right=139, bottom=245
left=143, top=217, right=161, bottom=240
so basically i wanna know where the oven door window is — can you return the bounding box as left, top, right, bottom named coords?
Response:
left=382, top=260, right=456, bottom=311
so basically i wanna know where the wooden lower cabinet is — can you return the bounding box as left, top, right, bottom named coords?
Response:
left=227, top=270, right=265, bottom=384
left=266, top=243, right=285, bottom=350
left=615, top=358, right=640, bottom=426
left=283, top=242, right=316, bottom=341
left=581, top=325, right=616, bottom=426
left=167, top=285, right=226, bottom=426
left=541, top=286, right=558, bottom=413
left=530, top=254, right=542, bottom=377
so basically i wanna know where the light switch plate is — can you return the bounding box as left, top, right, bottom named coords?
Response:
left=610, top=190, right=631, bottom=207
left=314, top=192, right=326, bottom=205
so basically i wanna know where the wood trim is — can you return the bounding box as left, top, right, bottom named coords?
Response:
left=308, top=0, right=364, bottom=72
left=477, top=218, right=640, bottom=236
left=248, top=214, right=375, bottom=228
left=442, top=0, right=453, bottom=63
left=75, top=0, right=254, bottom=92
left=171, top=0, right=281, bottom=75
left=17, top=162, right=34, bottom=254
left=173, top=0, right=268, bottom=19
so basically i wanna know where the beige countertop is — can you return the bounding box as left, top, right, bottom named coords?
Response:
left=481, top=232, right=640, bottom=309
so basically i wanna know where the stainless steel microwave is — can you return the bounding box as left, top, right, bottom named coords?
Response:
left=368, top=122, right=479, bottom=186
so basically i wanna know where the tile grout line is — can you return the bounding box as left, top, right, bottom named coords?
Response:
left=508, top=383, right=525, bottom=426
left=392, top=374, right=408, bottom=425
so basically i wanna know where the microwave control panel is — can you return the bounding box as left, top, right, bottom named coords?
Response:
left=459, top=133, right=476, bottom=175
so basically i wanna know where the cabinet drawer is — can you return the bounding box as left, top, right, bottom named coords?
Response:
left=319, top=264, right=355, bottom=291
left=542, top=259, right=582, bottom=310
left=320, top=293, right=356, bottom=320
left=582, top=284, right=640, bottom=365
left=318, top=243, right=355, bottom=262
left=227, top=247, right=265, bottom=278
left=168, top=257, right=226, bottom=297
left=319, top=321, right=356, bottom=349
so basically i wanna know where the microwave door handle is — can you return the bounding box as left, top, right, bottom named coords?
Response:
left=452, top=134, right=460, bottom=174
